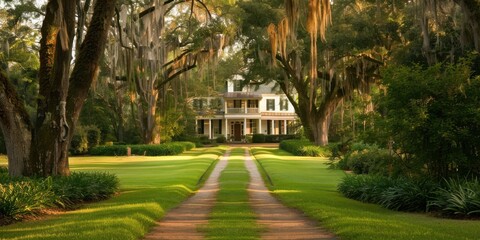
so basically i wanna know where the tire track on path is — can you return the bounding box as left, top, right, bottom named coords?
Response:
left=244, top=148, right=337, bottom=240
left=144, top=149, right=230, bottom=240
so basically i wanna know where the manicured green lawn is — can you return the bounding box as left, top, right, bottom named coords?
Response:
left=0, top=147, right=224, bottom=240
left=251, top=147, right=480, bottom=240
left=202, top=148, right=262, bottom=239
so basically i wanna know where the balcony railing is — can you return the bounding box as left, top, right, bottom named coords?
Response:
left=226, top=108, right=259, bottom=114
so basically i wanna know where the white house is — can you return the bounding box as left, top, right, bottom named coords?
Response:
left=193, top=79, right=298, bottom=141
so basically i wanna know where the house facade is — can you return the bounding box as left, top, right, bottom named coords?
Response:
left=193, top=79, right=298, bottom=141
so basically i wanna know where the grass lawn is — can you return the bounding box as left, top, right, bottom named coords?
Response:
left=201, top=148, right=262, bottom=239
left=0, top=147, right=224, bottom=240
left=251, top=147, right=480, bottom=240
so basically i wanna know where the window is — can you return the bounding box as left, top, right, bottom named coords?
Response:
left=197, top=120, right=204, bottom=134
left=267, top=99, right=275, bottom=111
left=233, top=80, right=243, bottom=91
left=234, top=100, right=243, bottom=108
left=248, top=100, right=258, bottom=108
left=280, top=98, right=289, bottom=111
left=249, top=119, right=257, bottom=134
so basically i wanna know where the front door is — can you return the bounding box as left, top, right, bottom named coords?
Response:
left=234, top=123, right=242, bottom=141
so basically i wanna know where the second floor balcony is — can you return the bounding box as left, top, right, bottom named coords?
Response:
left=226, top=108, right=259, bottom=114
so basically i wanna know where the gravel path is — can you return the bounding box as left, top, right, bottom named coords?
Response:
left=244, top=148, right=337, bottom=240
left=143, top=150, right=230, bottom=240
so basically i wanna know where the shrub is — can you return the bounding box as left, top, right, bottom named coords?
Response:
left=338, top=175, right=397, bottom=203
left=89, top=142, right=195, bottom=156
left=380, top=178, right=437, bottom=212
left=337, top=142, right=395, bottom=176
left=70, top=129, right=88, bottom=155
left=70, top=125, right=101, bottom=155
left=89, top=145, right=128, bottom=156
left=428, top=178, right=480, bottom=217
left=0, top=179, right=58, bottom=220
left=279, top=140, right=331, bottom=157
left=252, top=134, right=266, bottom=143
left=85, top=126, right=101, bottom=149
left=52, top=172, right=119, bottom=206
left=0, top=172, right=119, bottom=221
left=339, top=175, right=439, bottom=213
left=265, top=134, right=296, bottom=143
left=216, top=135, right=227, bottom=143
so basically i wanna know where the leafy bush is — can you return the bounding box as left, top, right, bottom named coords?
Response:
left=338, top=175, right=398, bottom=203
left=52, top=172, right=119, bottom=206
left=380, top=178, right=437, bottom=212
left=252, top=134, right=266, bottom=143
left=379, top=62, right=480, bottom=178
left=216, top=135, right=227, bottom=143
left=337, top=175, right=474, bottom=214
left=265, top=134, right=296, bottom=143
left=89, top=145, right=128, bottom=156
left=89, top=142, right=195, bottom=156
left=335, top=142, right=396, bottom=176
left=0, top=172, right=119, bottom=221
left=279, top=140, right=331, bottom=157
left=70, top=125, right=101, bottom=155
left=428, top=178, right=480, bottom=217
left=0, top=179, right=58, bottom=220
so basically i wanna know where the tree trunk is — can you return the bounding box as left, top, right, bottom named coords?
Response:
left=31, top=0, right=116, bottom=177
left=0, top=71, right=31, bottom=177
left=30, top=0, right=76, bottom=176
left=455, top=0, right=480, bottom=52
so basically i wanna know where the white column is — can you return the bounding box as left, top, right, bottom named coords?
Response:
left=224, top=118, right=228, bottom=139
left=244, top=100, right=247, bottom=113
left=195, top=119, right=198, bottom=135
left=244, top=118, right=247, bottom=136
left=284, top=120, right=287, bottom=135
left=258, top=119, right=262, bottom=134
left=271, top=120, right=275, bottom=135
left=209, top=119, right=212, bottom=139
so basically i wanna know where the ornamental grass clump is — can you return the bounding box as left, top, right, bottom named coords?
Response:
left=0, top=178, right=58, bottom=220
left=0, top=170, right=119, bottom=223
left=428, top=178, right=480, bottom=217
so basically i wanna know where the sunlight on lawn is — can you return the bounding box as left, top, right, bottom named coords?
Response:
left=0, top=148, right=223, bottom=240
left=251, top=147, right=480, bottom=240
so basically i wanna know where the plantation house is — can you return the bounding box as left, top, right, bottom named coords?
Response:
left=192, top=78, right=298, bottom=142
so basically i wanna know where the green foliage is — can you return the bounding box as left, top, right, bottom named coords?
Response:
left=89, top=145, right=128, bottom=156
left=379, top=178, right=437, bottom=212
left=379, top=61, right=480, bottom=178
left=52, top=172, right=119, bottom=206
left=89, top=142, right=195, bottom=156
left=0, top=179, right=58, bottom=220
left=252, top=134, right=266, bottom=143
left=338, top=175, right=437, bottom=212
left=264, top=134, right=296, bottom=143
left=339, top=175, right=480, bottom=216
left=70, top=125, right=102, bottom=155
left=279, top=140, right=331, bottom=157
left=0, top=172, right=119, bottom=222
left=252, top=148, right=480, bottom=239
left=428, top=178, right=480, bottom=217
left=338, top=142, right=396, bottom=175
left=216, top=135, right=227, bottom=143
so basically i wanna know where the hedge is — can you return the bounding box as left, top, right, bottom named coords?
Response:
left=279, top=139, right=331, bottom=157
left=89, top=141, right=195, bottom=156
left=0, top=171, right=118, bottom=222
